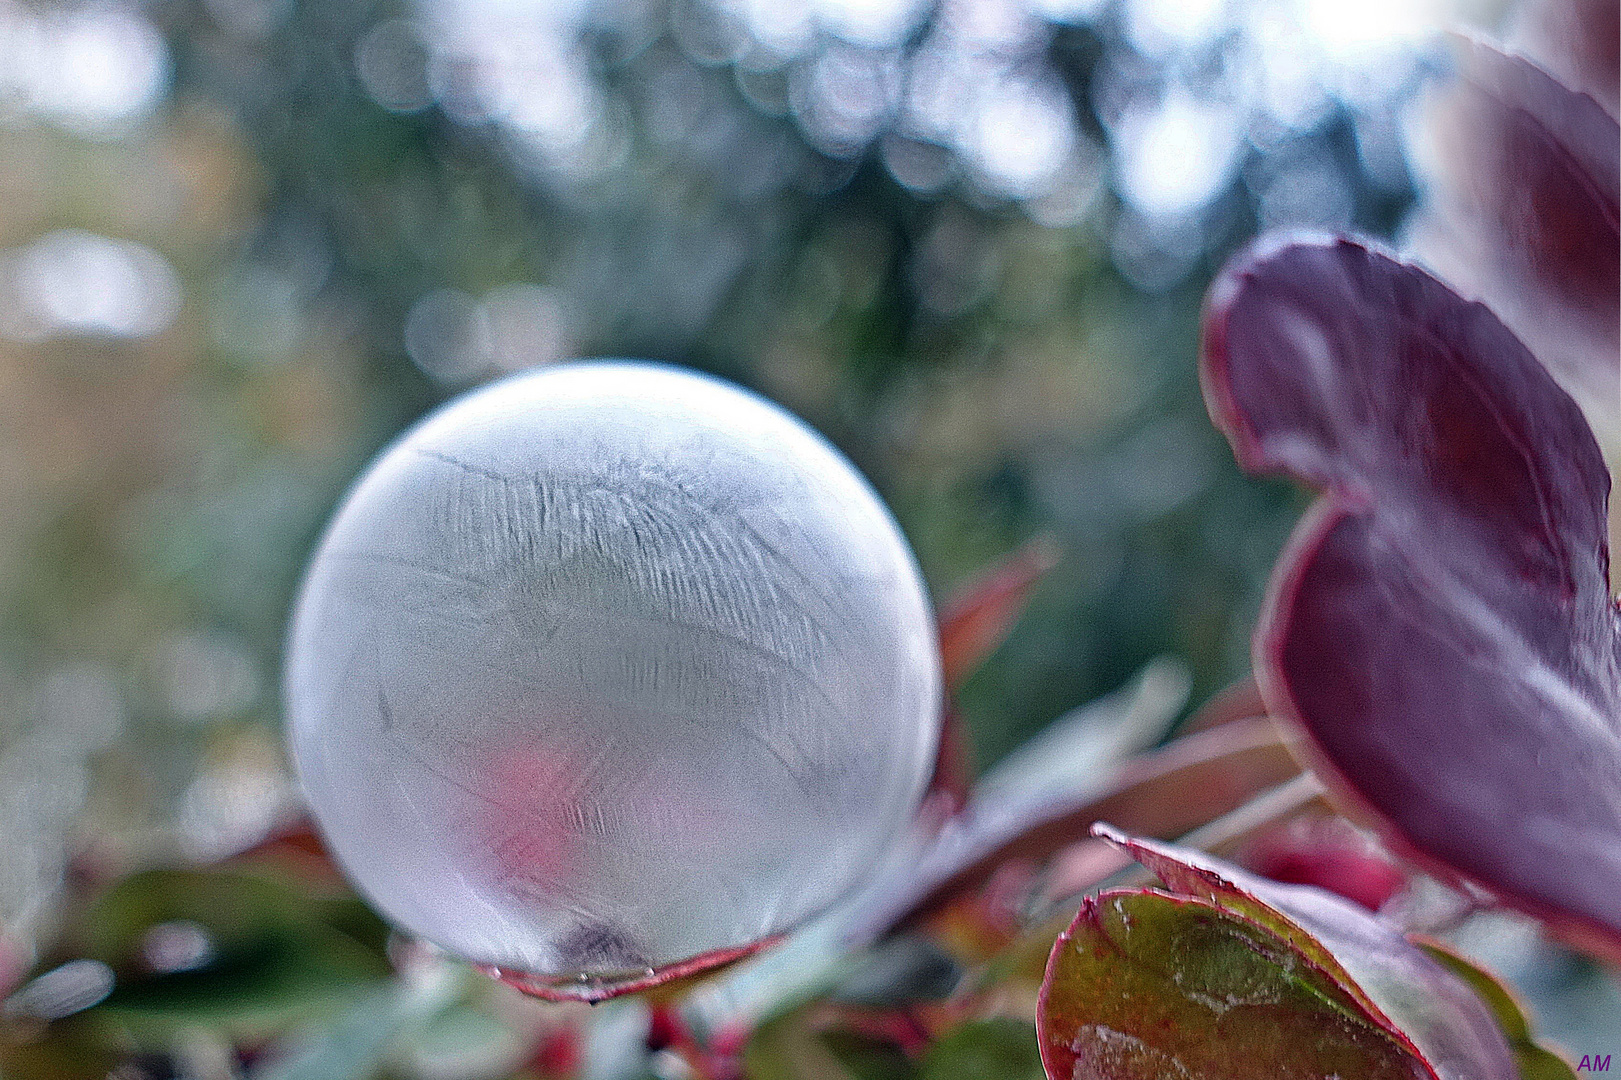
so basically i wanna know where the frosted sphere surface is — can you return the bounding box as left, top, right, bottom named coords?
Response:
left=286, top=361, right=940, bottom=981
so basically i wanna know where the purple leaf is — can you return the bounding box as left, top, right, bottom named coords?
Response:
left=1508, top=0, right=1619, bottom=118
left=1092, top=826, right=1521, bottom=1080
left=1201, top=235, right=1621, bottom=961
left=1412, top=39, right=1619, bottom=436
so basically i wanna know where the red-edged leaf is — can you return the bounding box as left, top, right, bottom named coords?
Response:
left=936, top=536, right=1060, bottom=690
left=1201, top=235, right=1621, bottom=959
left=1240, top=815, right=1408, bottom=913
left=1038, top=889, right=1439, bottom=1080
left=1415, top=39, right=1619, bottom=437
left=1093, top=827, right=1520, bottom=1080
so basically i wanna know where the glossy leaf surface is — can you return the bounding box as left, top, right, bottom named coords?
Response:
left=1094, top=828, right=1519, bottom=1080
left=1037, top=830, right=1554, bottom=1080
left=1038, top=889, right=1436, bottom=1080
left=1202, top=236, right=1621, bottom=959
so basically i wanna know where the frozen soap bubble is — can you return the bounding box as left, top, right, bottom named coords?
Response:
left=285, top=360, right=941, bottom=995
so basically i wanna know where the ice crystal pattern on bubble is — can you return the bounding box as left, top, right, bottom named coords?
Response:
left=285, top=361, right=941, bottom=982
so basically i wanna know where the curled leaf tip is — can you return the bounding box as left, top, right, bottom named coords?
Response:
left=1087, top=821, right=1128, bottom=846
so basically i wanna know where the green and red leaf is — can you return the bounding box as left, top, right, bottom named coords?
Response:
left=1038, top=830, right=1550, bottom=1080
left=1039, top=889, right=1437, bottom=1080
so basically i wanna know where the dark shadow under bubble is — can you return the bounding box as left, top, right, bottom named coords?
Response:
left=552, top=921, right=652, bottom=974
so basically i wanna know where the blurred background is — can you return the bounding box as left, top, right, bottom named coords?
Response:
left=0, top=0, right=1616, bottom=1075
